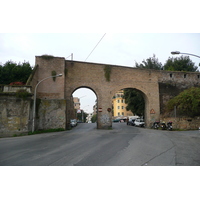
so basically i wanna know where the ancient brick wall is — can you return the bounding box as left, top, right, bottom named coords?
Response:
left=31, top=56, right=200, bottom=129
left=2, top=56, right=199, bottom=136
left=64, top=61, right=161, bottom=128
left=158, top=71, right=200, bottom=114
left=31, top=56, right=66, bottom=100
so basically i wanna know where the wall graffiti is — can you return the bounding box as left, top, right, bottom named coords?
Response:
left=100, top=114, right=110, bottom=125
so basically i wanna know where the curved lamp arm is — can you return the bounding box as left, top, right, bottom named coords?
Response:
left=171, top=51, right=200, bottom=58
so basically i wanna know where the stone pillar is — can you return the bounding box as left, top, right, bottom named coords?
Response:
left=65, top=95, right=72, bottom=129
left=145, top=82, right=160, bottom=127
left=97, top=91, right=113, bottom=129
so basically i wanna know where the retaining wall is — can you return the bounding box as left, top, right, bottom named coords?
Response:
left=0, top=94, right=31, bottom=137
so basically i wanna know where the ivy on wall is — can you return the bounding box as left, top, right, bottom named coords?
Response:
left=104, top=65, right=112, bottom=82
left=41, top=55, right=54, bottom=60
left=51, top=71, right=57, bottom=81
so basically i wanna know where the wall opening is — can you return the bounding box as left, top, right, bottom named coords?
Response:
left=111, top=88, right=146, bottom=125
left=72, top=87, right=97, bottom=124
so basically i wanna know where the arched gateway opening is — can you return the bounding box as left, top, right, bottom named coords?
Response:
left=111, top=88, right=147, bottom=125
left=71, top=87, right=97, bottom=124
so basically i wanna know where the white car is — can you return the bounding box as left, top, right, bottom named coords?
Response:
left=134, top=119, right=145, bottom=127
left=70, top=119, right=77, bottom=127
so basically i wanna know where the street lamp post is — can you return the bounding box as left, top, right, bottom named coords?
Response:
left=32, top=74, right=62, bottom=133
left=171, top=51, right=200, bottom=59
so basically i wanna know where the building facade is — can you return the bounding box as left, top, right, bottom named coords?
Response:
left=112, top=90, right=133, bottom=117
left=73, top=97, right=80, bottom=111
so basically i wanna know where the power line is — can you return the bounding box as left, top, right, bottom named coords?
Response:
left=85, top=33, right=106, bottom=62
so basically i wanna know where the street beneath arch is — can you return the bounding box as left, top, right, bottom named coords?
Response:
left=1, top=123, right=200, bottom=166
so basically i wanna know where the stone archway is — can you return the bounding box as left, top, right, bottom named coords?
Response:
left=31, top=56, right=162, bottom=130
left=109, top=84, right=160, bottom=128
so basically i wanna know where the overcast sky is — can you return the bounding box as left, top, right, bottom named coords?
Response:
left=1, top=33, right=200, bottom=67
left=0, top=33, right=200, bottom=113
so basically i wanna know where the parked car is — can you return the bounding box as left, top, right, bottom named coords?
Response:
left=134, top=119, right=145, bottom=127
left=129, top=119, right=136, bottom=126
left=127, top=116, right=139, bottom=125
left=112, top=118, right=126, bottom=123
left=113, top=118, right=121, bottom=123
left=70, top=119, right=77, bottom=127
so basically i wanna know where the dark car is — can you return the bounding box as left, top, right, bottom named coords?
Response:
left=112, top=118, right=121, bottom=123
left=113, top=118, right=126, bottom=123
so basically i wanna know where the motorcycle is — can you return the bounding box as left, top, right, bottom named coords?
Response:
left=161, top=122, right=167, bottom=130
left=152, top=121, right=160, bottom=130
left=167, top=122, right=173, bottom=131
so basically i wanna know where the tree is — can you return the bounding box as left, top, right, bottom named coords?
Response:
left=124, top=88, right=145, bottom=117
left=164, top=56, right=198, bottom=72
left=135, top=54, right=162, bottom=70
left=77, top=112, right=88, bottom=123
left=0, top=61, right=33, bottom=85
left=91, top=114, right=97, bottom=123
left=167, top=87, right=200, bottom=117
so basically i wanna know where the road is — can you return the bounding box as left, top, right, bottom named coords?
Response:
left=0, top=123, right=200, bottom=166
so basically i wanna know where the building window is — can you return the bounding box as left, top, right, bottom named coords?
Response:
left=117, top=100, right=120, bottom=103
left=118, top=112, right=120, bottom=116
left=122, top=112, right=124, bottom=116
left=122, top=106, right=124, bottom=109
left=118, top=106, right=120, bottom=109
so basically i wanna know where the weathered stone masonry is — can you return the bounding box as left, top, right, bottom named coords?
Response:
left=1, top=56, right=200, bottom=137
left=0, top=93, right=31, bottom=137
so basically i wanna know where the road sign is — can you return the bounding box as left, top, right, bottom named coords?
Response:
left=98, top=108, right=102, bottom=112
left=150, top=109, right=155, bottom=114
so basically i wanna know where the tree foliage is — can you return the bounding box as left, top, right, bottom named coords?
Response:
left=164, top=56, right=198, bottom=72
left=77, top=112, right=88, bottom=123
left=0, top=61, right=33, bottom=85
left=124, top=88, right=145, bottom=117
left=91, top=114, right=97, bottom=123
left=135, top=54, right=162, bottom=70
left=167, top=87, right=200, bottom=117
left=135, top=54, right=198, bottom=72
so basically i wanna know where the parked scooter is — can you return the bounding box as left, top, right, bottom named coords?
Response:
left=152, top=121, right=160, bottom=130
left=161, top=122, right=167, bottom=130
left=167, top=121, right=173, bottom=131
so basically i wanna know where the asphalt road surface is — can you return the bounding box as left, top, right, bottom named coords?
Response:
left=1, top=123, right=200, bottom=166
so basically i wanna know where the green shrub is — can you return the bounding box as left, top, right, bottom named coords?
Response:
left=41, top=55, right=54, bottom=60
left=167, top=87, right=200, bottom=117
left=16, top=89, right=30, bottom=100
